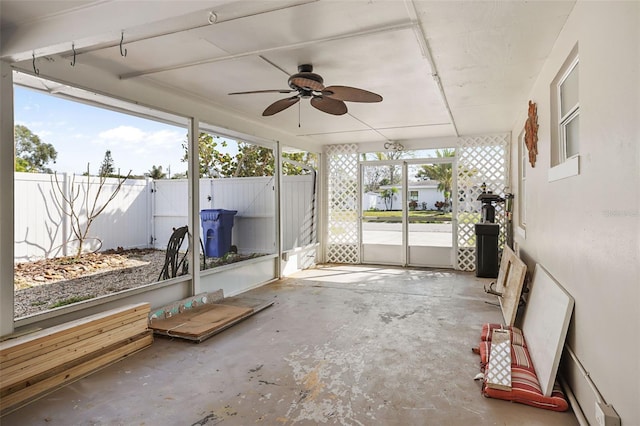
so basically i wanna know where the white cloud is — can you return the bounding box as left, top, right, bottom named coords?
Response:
left=96, top=126, right=182, bottom=148
left=90, top=126, right=184, bottom=174
left=22, top=103, right=40, bottom=112
left=98, top=125, right=146, bottom=144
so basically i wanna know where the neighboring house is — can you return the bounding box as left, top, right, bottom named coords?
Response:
left=365, top=180, right=443, bottom=211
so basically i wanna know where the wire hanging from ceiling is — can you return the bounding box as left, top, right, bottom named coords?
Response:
left=120, top=32, right=127, bottom=57
left=70, top=43, right=76, bottom=66
left=32, top=52, right=39, bottom=75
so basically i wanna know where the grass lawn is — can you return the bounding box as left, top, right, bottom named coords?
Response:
left=363, top=210, right=452, bottom=223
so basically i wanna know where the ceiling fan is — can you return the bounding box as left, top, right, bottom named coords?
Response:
left=228, top=64, right=383, bottom=116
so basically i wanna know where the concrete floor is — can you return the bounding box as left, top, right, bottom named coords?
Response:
left=362, top=222, right=453, bottom=247
left=2, top=265, right=578, bottom=426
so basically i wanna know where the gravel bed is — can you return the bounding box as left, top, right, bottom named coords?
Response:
left=14, top=250, right=266, bottom=318
left=15, top=250, right=165, bottom=318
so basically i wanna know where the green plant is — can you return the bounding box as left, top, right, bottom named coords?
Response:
left=49, top=295, right=95, bottom=309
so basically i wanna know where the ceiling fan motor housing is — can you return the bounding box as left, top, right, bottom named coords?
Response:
left=288, top=64, right=324, bottom=93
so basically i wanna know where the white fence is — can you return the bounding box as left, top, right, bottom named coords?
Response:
left=14, top=172, right=316, bottom=262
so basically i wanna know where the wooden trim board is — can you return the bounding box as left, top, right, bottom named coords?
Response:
left=521, top=264, right=574, bottom=397
left=0, top=303, right=149, bottom=357
left=1, top=303, right=152, bottom=415
left=1, top=331, right=153, bottom=415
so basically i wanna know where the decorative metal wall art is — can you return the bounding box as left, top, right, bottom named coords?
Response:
left=525, top=100, right=539, bottom=167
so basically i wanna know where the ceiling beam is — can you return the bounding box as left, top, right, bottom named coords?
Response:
left=118, top=22, right=417, bottom=80
left=1, top=1, right=225, bottom=62
left=0, top=0, right=318, bottom=63
left=405, top=0, right=459, bottom=137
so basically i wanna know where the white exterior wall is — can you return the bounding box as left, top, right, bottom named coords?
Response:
left=410, top=186, right=443, bottom=210
left=511, top=2, right=639, bottom=424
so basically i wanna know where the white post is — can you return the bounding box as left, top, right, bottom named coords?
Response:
left=188, top=118, right=200, bottom=295
left=147, top=177, right=154, bottom=249
left=61, top=172, right=69, bottom=257
left=275, top=141, right=283, bottom=278
left=0, top=62, right=15, bottom=335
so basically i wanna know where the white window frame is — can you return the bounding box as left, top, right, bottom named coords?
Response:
left=549, top=45, right=580, bottom=182
left=518, top=130, right=527, bottom=233
left=557, top=58, right=579, bottom=162
left=409, top=190, right=419, bottom=201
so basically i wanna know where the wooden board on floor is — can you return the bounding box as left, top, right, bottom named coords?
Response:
left=148, top=290, right=224, bottom=322
left=521, top=264, right=574, bottom=397
left=149, top=303, right=255, bottom=341
left=219, top=295, right=275, bottom=313
left=495, top=246, right=527, bottom=326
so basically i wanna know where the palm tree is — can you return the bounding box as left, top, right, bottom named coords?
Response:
left=416, top=149, right=455, bottom=208
left=148, top=165, right=167, bottom=179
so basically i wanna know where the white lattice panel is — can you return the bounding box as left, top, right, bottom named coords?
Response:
left=456, top=134, right=510, bottom=271
left=486, top=329, right=512, bottom=391
left=326, top=144, right=360, bottom=264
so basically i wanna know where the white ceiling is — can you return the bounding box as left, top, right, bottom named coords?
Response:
left=0, top=0, right=575, bottom=149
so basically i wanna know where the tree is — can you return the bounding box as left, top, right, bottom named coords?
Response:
left=380, top=187, right=398, bottom=210
left=52, top=163, right=131, bottom=257
left=233, top=143, right=274, bottom=177
left=282, top=152, right=317, bottom=175
left=182, top=133, right=235, bottom=178
left=148, top=165, right=167, bottom=179
left=415, top=149, right=455, bottom=208
left=14, top=125, right=58, bottom=173
left=361, top=151, right=404, bottom=192
left=98, top=150, right=115, bottom=177
left=183, top=133, right=316, bottom=178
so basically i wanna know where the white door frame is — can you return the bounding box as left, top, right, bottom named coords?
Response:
left=359, top=157, right=458, bottom=268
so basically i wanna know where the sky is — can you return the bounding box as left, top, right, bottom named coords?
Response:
left=14, top=86, right=191, bottom=177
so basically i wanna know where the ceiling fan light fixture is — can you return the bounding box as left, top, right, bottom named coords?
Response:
left=384, top=141, right=404, bottom=152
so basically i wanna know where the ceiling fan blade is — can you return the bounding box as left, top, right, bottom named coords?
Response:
left=263, top=96, right=300, bottom=116
left=229, top=89, right=295, bottom=95
left=310, top=96, right=347, bottom=116
left=323, top=85, right=383, bottom=103
left=290, top=77, right=325, bottom=91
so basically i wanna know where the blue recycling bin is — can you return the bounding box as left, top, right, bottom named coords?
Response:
left=200, top=209, right=238, bottom=257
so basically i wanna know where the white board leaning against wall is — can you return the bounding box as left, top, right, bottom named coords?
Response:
left=522, top=264, right=575, bottom=397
